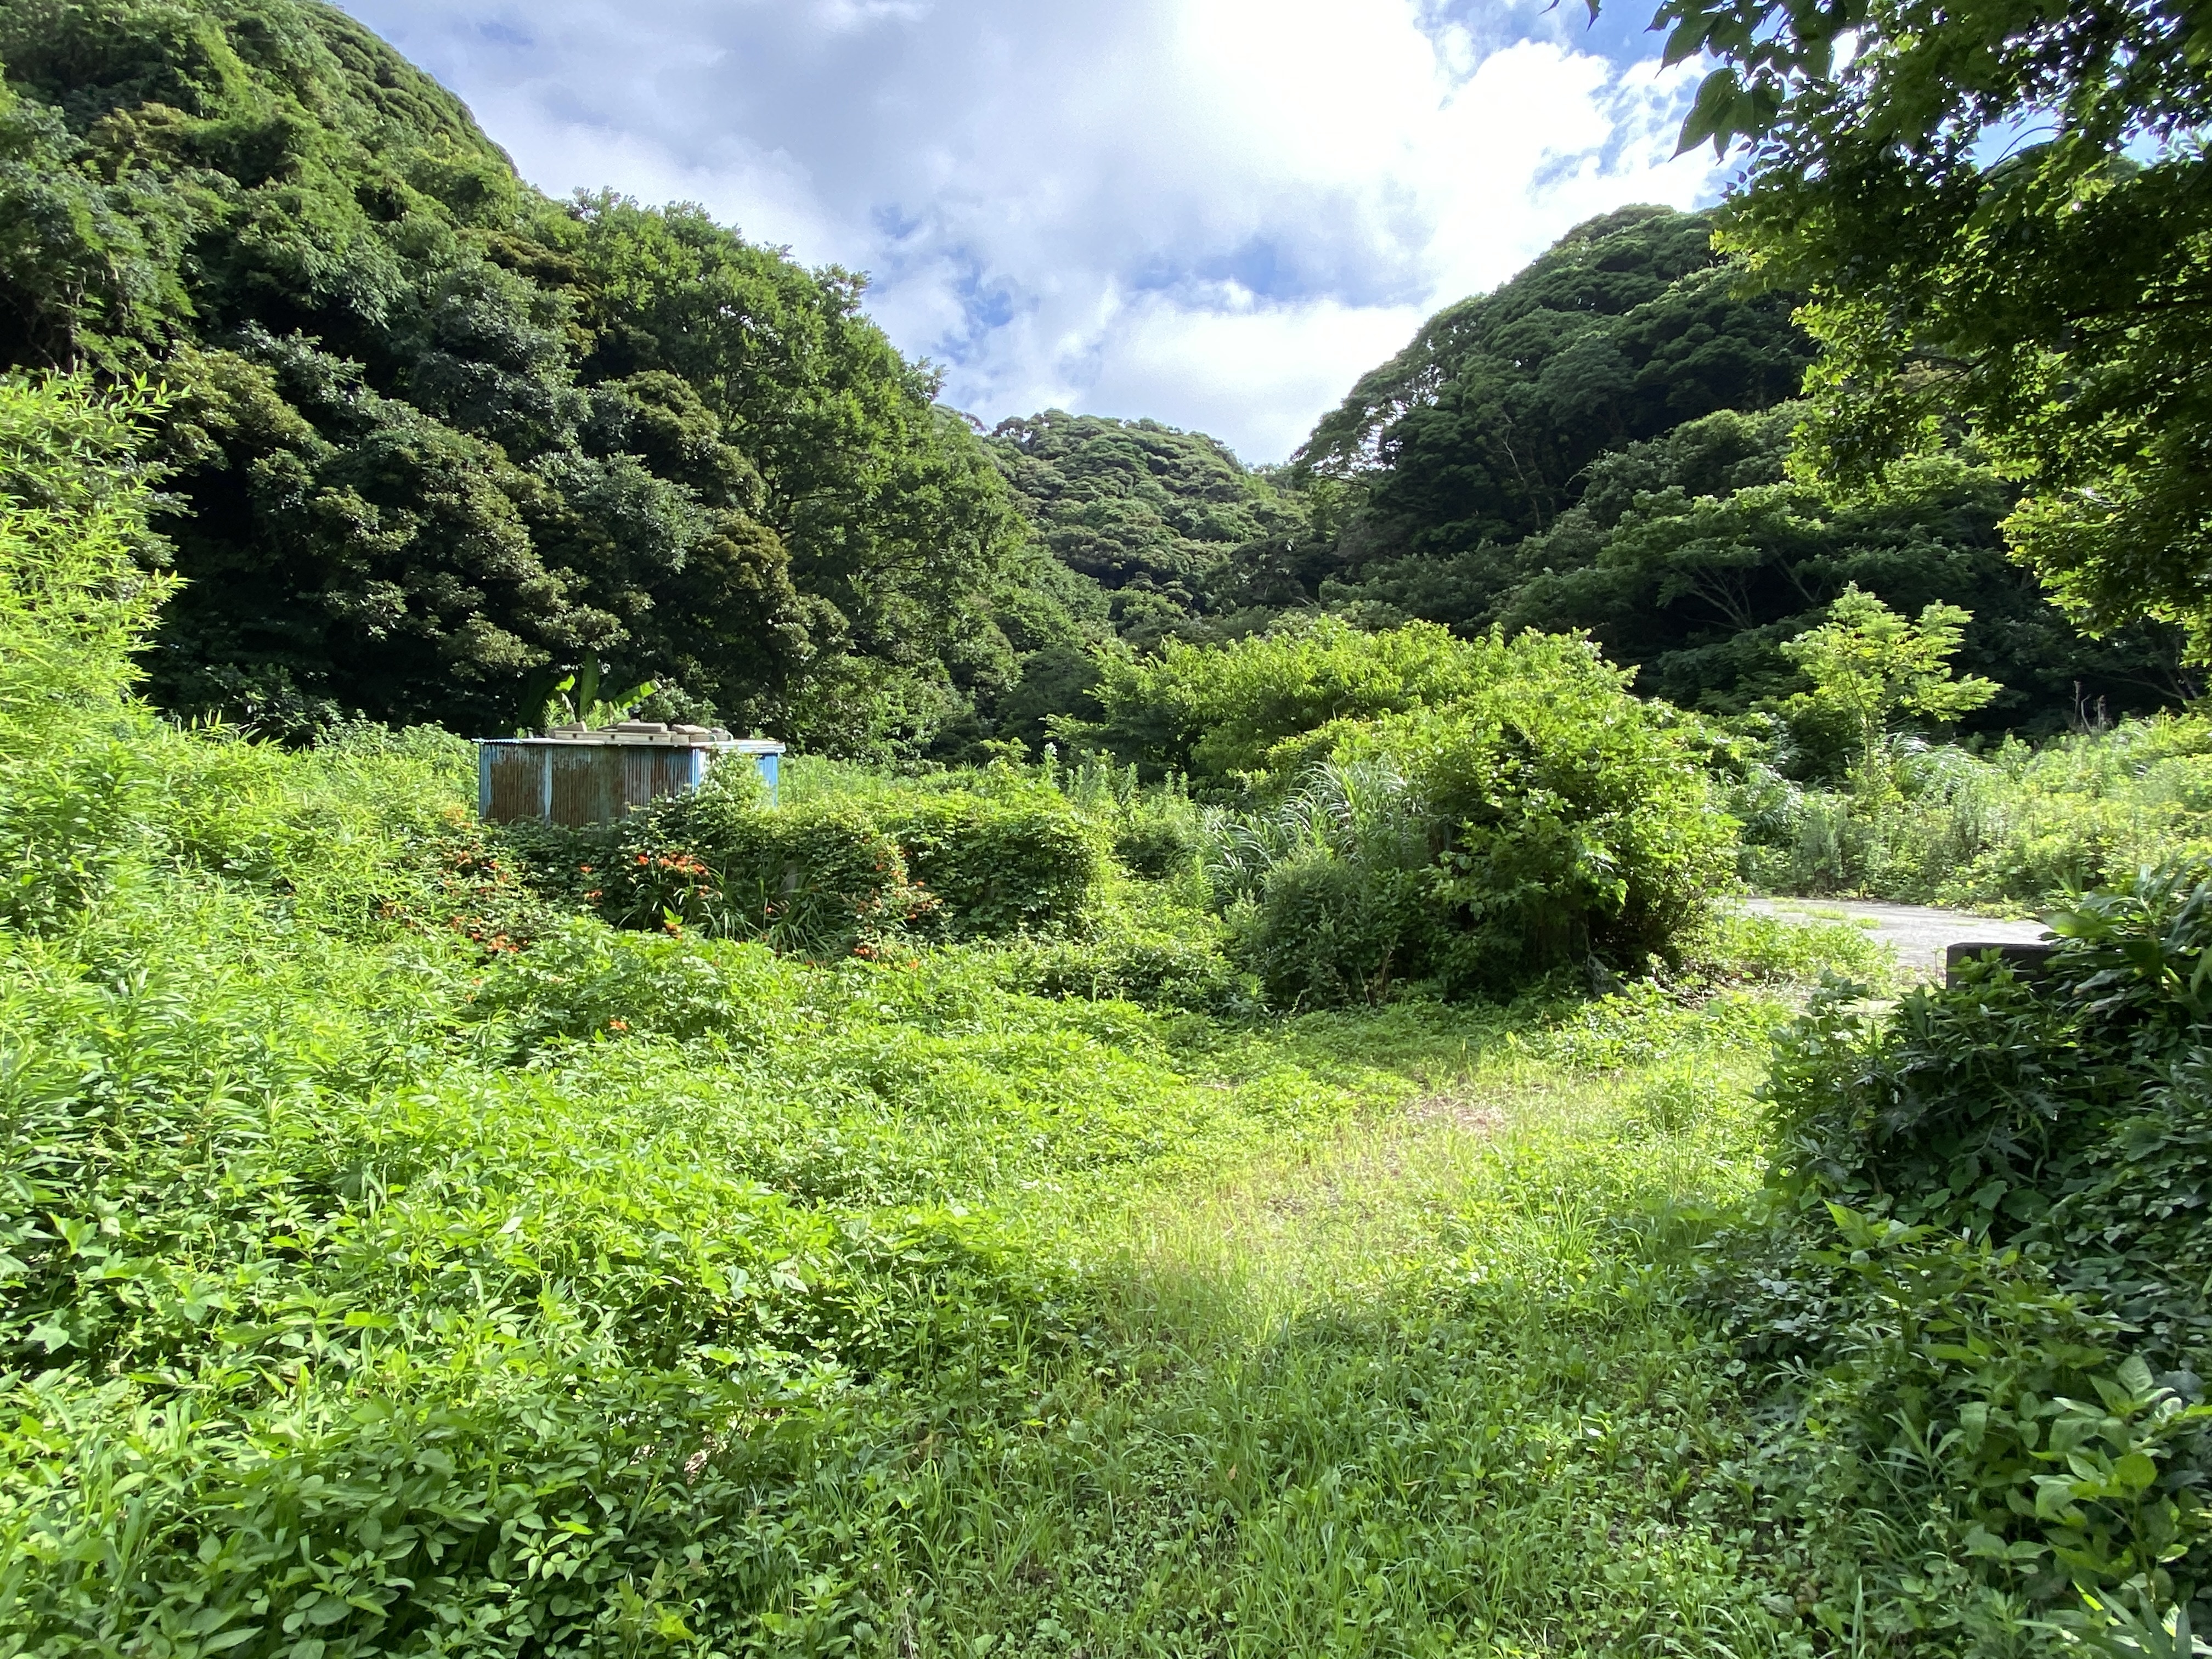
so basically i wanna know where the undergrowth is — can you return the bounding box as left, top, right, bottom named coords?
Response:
left=1739, top=714, right=2212, bottom=911
left=12, top=371, right=2210, bottom=1657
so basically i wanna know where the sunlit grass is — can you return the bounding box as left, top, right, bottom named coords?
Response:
left=2, top=709, right=1881, bottom=1656
left=865, top=994, right=1804, bottom=1656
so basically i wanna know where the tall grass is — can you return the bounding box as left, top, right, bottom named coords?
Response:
left=1741, top=713, right=2212, bottom=910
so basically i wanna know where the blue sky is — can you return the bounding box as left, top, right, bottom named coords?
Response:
left=336, top=0, right=1725, bottom=462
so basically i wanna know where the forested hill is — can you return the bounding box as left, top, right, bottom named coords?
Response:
left=1296, top=204, right=1809, bottom=522
left=0, top=0, right=2182, bottom=754
left=985, top=411, right=1301, bottom=648
left=0, top=0, right=1072, bottom=751
left=1006, top=206, right=2183, bottom=741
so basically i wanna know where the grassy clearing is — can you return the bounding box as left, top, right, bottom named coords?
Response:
left=878, top=994, right=1807, bottom=1655
left=1, top=709, right=1875, bottom=1654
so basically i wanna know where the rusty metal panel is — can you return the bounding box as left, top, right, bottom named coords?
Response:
left=623, top=746, right=669, bottom=814
left=483, top=745, right=548, bottom=824
left=477, top=736, right=780, bottom=826
left=548, top=746, right=622, bottom=827
left=645, top=748, right=706, bottom=812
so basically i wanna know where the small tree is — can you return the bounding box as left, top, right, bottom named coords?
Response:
left=1781, top=584, right=1998, bottom=789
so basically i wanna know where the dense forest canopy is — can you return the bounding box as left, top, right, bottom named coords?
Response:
left=987, top=207, right=2183, bottom=748
left=1617, top=0, right=2212, bottom=658
left=985, top=409, right=1299, bottom=648
left=1295, top=205, right=1810, bottom=531
left=0, top=0, right=1058, bottom=751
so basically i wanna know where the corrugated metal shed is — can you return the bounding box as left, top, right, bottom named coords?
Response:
left=476, top=723, right=784, bottom=827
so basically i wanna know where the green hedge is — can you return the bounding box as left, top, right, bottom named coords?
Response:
left=871, top=791, right=1103, bottom=940
left=599, top=781, right=925, bottom=959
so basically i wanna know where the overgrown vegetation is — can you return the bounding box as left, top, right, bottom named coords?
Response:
left=1691, top=870, right=2212, bottom=1650
left=1734, top=710, right=2212, bottom=911
left=12, top=0, right=2212, bottom=1648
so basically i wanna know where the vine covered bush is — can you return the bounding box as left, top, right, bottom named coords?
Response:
left=874, top=789, right=1102, bottom=940
left=562, top=770, right=1105, bottom=956
left=1702, top=866, right=2212, bottom=1640
left=602, top=783, right=928, bottom=957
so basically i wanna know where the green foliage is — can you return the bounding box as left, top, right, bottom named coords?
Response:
left=1299, top=206, right=1809, bottom=549
left=988, top=640, right=1105, bottom=757
left=0, top=373, right=173, bottom=726
left=1612, top=0, right=2212, bottom=658
left=0, top=0, right=1037, bottom=748
left=607, top=789, right=926, bottom=958
left=1779, top=583, right=2000, bottom=784
left=1075, top=616, right=1513, bottom=786
left=873, top=788, right=1103, bottom=941
left=1282, top=204, right=2183, bottom=742
left=1344, top=652, right=1741, bottom=995
left=1229, top=847, right=1423, bottom=1009
left=562, top=767, right=1107, bottom=955
left=977, top=882, right=1255, bottom=1014
left=1178, top=631, right=1740, bottom=1003
left=458, top=917, right=808, bottom=1046
left=1471, top=409, right=2187, bottom=737
left=1108, top=793, right=1207, bottom=883
left=28, top=369, right=2197, bottom=1652
left=1740, top=710, right=2212, bottom=908
left=988, top=409, right=1304, bottom=647
left=1699, top=867, right=2212, bottom=1639
left=0, top=896, right=1206, bottom=1653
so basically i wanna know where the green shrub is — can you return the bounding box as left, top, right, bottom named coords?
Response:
left=1071, top=616, right=1527, bottom=786
left=1228, top=852, right=1425, bottom=1009
left=1698, top=866, right=2212, bottom=1636
left=875, top=788, right=1101, bottom=939
left=1757, top=1213, right=2207, bottom=1635
left=590, top=774, right=1103, bottom=952
left=1110, top=799, right=1206, bottom=881
left=1737, top=713, right=2212, bottom=910
left=610, top=787, right=927, bottom=958
left=0, top=916, right=1107, bottom=1656
left=1349, top=644, right=1739, bottom=996
left=0, top=374, right=174, bottom=729
left=0, top=736, right=155, bottom=934
left=1679, top=906, right=1899, bottom=989
left=1761, top=867, right=2212, bottom=1356
left=1193, top=639, right=1739, bottom=1006
left=987, top=921, right=1254, bottom=1014
left=461, top=918, right=807, bottom=1047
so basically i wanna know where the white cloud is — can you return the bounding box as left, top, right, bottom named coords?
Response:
left=340, top=0, right=1720, bottom=462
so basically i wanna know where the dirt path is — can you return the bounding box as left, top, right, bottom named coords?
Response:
left=1746, top=895, right=2053, bottom=977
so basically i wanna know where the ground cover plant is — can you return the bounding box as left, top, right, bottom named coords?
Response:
left=1682, top=868, right=2212, bottom=1653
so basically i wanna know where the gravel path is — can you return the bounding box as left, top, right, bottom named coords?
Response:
left=1745, top=895, right=2054, bottom=978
